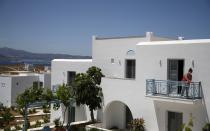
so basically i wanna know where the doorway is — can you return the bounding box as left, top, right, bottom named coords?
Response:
left=167, top=59, right=184, bottom=94
left=168, top=111, right=183, bottom=131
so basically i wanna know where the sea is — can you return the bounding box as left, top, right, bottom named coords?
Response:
left=0, top=59, right=51, bottom=66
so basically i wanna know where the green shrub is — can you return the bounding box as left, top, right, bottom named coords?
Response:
left=43, top=108, right=50, bottom=113
left=32, top=108, right=36, bottom=113
left=4, top=126, right=11, bottom=131
left=181, top=113, right=193, bottom=131
left=43, top=115, right=50, bottom=123
left=203, top=123, right=210, bottom=131
left=53, top=118, right=62, bottom=127
left=15, top=125, right=22, bottom=130
left=29, top=109, right=33, bottom=114
left=10, top=106, right=15, bottom=111
left=35, top=120, right=42, bottom=127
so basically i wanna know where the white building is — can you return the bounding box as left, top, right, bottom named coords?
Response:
left=0, top=71, right=51, bottom=107
left=51, top=32, right=210, bottom=131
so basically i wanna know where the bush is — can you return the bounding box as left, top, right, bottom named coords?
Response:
left=43, top=115, right=50, bottom=123
left=32, top=108, right=36, bottom=113
left=203, top=123, right=210, bottom=131
left=53, top=118, right=62, bottom=127
left=129, top=118, right=145, bottom=131
left=35, top=120, right=42, bottom=127
left=15, top=125, right=22, bottom=130
left=10, top=106, right=15, bottom=111
left=43, top=108, right=50, bottom=113
left=4, top=126, right=11, bottom=131
left=29, top=109, right=33, bottom=114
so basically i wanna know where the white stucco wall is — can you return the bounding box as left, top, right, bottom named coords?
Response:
left=11, top=76, right=39, bottom=106
left=0, top=77, right=12, bottom=106
left=135, top=40, right=210, bottom=131
left=50, top=59, right=93, bottom=123
left=50, top=33, right=210, bottom=131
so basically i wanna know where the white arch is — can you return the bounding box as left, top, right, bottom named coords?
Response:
left=103, top=100, right=133, bottom=129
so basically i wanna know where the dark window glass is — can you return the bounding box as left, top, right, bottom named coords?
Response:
left=67, top=71, right=76, bottom=85
left=125, top=60, right=136, bottom=79
left=33, top=81, right=38, bottom=87
left=33, top=81, right=43, bottom=87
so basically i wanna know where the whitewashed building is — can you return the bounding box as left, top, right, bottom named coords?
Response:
left=0, top=71, right=51, bottom=107
left=51, top=32, right=210, bottom=131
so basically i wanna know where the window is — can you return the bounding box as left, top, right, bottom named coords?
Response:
left=33, top=81, right=43, bottom=88
left=111, top=58, right=114, bottom=64
left=125, top=59, right=136, bottom=79
left=67, top=71, right=76, bottom=85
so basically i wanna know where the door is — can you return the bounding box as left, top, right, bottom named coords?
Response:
left=68, top=106, right=75, bottom=123
left=167, top=59, right=184, bottom=81
left=168, top=111, right=183, bottom=131
left=167, top=59, right=184, bottom=94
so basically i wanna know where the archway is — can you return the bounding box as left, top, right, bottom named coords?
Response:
left=104, top=101, right=133, bottom=130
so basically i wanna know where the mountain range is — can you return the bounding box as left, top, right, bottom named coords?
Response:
left=0, top=47, right=91, bottom=65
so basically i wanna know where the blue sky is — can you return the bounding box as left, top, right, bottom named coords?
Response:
left=0, top=0, right=210, bottom=56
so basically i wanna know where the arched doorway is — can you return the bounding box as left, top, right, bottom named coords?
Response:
left=104, top=101, right=133, bottom=129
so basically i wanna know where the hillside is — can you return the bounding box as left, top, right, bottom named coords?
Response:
left=0, top=47, right=91, bottom=64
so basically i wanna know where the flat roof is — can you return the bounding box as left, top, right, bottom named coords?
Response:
left=95, top=35, right=145, bottom=40
left=137, top=39, right=210, bottom=46
left=52, top=59, right=92, bottom=62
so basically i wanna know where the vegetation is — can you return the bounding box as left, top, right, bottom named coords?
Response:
left=73, top=66, right=104, bottom=122
left=181, top=113, right=194, bottom=131
left=203, top=123, right=210, bottom=131
left=53, top=84, right=74, bottom=125
left=129, top=118, right=145, bottom=131
left=42, top=115, right=50, bottom=123
left=16, top=86, right=54, bottom=130
left=0, top=107, right=14, bottom=129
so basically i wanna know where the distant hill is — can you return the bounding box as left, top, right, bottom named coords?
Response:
left=0, top=47, right=91, bottom=65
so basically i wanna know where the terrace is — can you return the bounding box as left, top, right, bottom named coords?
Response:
left=146, top=79, right=202, bottom=103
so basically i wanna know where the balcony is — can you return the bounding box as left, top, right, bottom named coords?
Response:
left=146, top=79, right=202, bottom=102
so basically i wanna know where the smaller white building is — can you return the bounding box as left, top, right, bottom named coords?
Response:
left=0, top=71, right=51, bottom=107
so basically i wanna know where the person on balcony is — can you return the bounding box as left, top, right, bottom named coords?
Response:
left=181, top=68, right=193, bottom=98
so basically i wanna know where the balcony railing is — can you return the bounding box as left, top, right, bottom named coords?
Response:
left=146, top=79, right=202, bottom=99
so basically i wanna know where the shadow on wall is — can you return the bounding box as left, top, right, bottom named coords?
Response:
left=103, top=101, right=133, bottom=130
left=154, top=86, right=209, bottom=131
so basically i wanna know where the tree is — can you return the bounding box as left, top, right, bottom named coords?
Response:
left=16, top=86, right=49, bottom=130
left=73, top=66, right=104, bottom=122
left=54, top=84, right=74, bottom=125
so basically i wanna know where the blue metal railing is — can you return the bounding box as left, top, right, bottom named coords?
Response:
left=146, top=79, right=202, bottom=99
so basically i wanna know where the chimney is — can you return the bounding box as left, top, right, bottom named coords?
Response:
left=146, top=32, right=154, bottom=41
left=178, top=36, right=184, bottom=40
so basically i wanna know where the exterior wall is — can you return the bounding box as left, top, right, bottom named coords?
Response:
left=50, top=59, right=92, bottom=123
left=50, top=32, right=210, bottom=131
left=38, top=73, right=51, bottom=89
left=0, top=77, right=12, bottom=106
left=11, top=76, right=39, bottom=106
left=43, top=73, right=51, bottom=89
left=92, top=37, right=145, bottom=78
left=135, top=41, right=210, bottom=131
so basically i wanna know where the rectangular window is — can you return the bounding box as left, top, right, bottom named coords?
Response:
left=33, top=81, right=43, bottom=88
left=125, top=59, right=136, bottom=79
left=67, top=71, right=76, bottom=85
left=33, top=81, right=38, bottom=87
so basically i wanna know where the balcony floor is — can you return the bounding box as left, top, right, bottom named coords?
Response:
left=146, top=94, right=202, bottom=104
